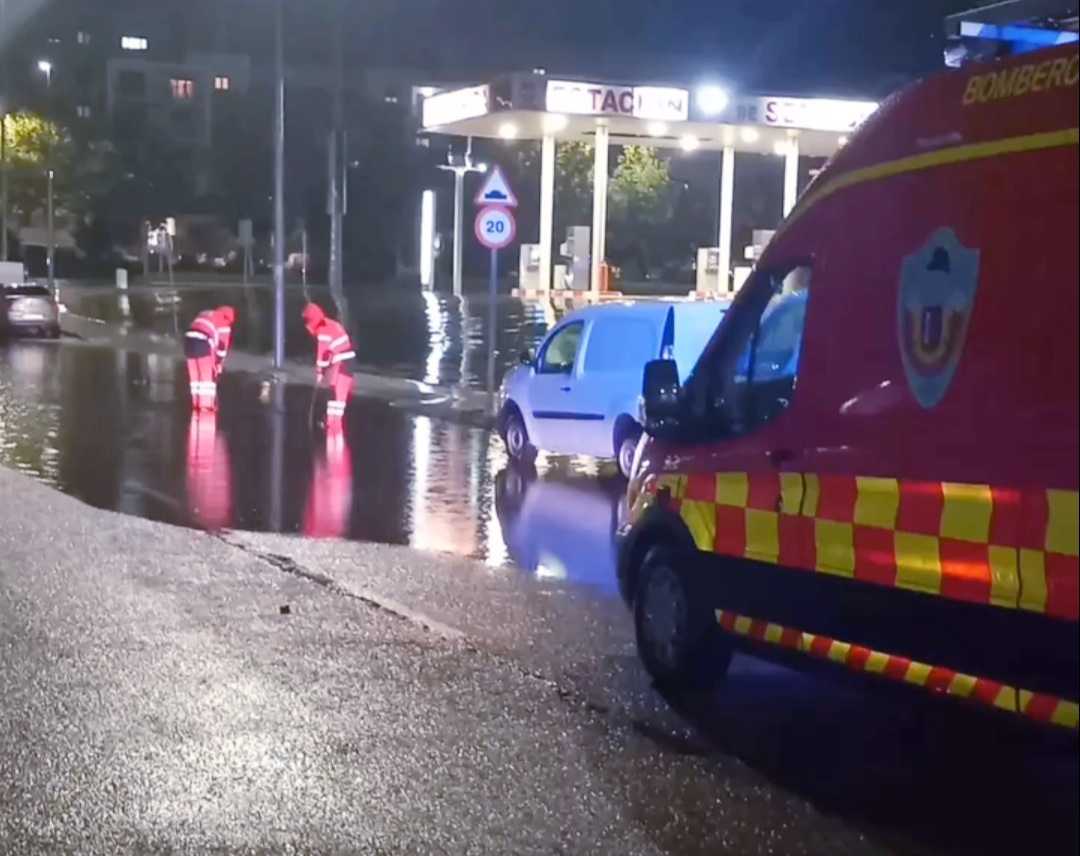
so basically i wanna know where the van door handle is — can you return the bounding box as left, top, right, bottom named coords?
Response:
left=767, top=448, right=798, bottom=466
left=560, top=385, right=571, bottom=391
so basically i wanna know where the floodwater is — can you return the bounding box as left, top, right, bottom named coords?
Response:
left=0, top=337, right=627, bottom=596
left=60, top=283, right=555, bottom=389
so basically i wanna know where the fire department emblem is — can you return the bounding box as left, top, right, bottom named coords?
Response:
left=897, top=227, right=981, bottom=409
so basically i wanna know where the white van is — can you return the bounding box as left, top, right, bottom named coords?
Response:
left=497, top=300, right=729, bottom=476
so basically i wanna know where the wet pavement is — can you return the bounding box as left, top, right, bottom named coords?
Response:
left=2, top=333, right=1078, bottom=856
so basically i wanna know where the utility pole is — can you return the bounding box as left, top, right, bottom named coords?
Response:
left=272, top=0, right=286, bottom=370
left=1, top=0, right=8, bottom=262
left=328, top=0, right=346, bottom=315
left=38, top=60, right=54, bottom=294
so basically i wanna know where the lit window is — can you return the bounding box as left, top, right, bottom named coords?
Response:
left=171, top=78, right=194, bottom=98
left=121, top=36, right=148, bottom=51
left=77, top=31, right=91, bottom=45
left=214, top=76, right=230, bottom=91
left=77, top=105, right=92, bottom=118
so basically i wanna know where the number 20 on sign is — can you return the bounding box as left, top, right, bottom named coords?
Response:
left=474, top=206, right=516, bottom=250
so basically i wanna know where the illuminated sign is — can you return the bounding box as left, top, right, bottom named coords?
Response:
left=728, top=96, right=879, bottom=133
left=421, top=85, right=490, bottom=128
left=545, top=81, right=689, bottom=122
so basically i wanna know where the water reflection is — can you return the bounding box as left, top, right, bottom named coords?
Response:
left=493, top=466, right=627, bottom=594
left=1, top=341, right=624, bottom=597
left=303, top=433, right=353, bottom=538
left=186, top=411, right=232, bottom=530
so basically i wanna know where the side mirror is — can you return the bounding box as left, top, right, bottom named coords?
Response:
left=519, top=348, right=535, bottom=366
left=642, top=359, right=682, bottom=433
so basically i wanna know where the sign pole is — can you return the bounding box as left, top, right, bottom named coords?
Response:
left=472, top=166, right=518, bottom=413
left=486, top=246, right=498, bottom=404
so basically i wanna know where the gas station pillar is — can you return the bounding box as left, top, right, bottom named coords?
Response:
left=538, top=133, right=556, bottom=291
left=717, top=145, right=735, bottom=293
left=590, top=123, right=610, bottom=295
left=783, top=135, right=800, bottom=217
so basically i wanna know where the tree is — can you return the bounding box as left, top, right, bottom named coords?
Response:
left=607, top=145, right=672, bottom=276
left=552, top=141, right=594, bottom=236
left=2, top=112, right=113, bottom=231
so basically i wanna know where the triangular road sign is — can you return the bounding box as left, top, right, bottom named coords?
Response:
left=474, top=166, right=518, bottom=207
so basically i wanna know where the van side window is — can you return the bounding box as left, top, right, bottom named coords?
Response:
left=687, top=264, right=811, bottom=436
left=583, top=319, right=657, bottom=373
left=537, top=322, right=583, bottom=374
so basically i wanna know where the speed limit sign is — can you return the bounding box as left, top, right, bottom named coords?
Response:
left=474, top=206, right=516, bottom=250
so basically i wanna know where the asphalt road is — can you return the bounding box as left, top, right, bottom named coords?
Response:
left=1, top=467, right=878, bottom=856
left=2, top=333, right=1076, bottom=856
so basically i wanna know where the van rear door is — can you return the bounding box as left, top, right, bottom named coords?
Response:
left=671, top=302, right=731, bottom=383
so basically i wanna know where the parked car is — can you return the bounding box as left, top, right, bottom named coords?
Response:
left=497, top=300, right=729, bottom=477
left=2, top=284, right=61, bottom=339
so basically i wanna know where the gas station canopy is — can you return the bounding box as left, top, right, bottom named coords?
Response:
left=419, top=74, right=878, bottom=158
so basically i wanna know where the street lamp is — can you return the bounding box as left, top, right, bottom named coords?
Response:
left=696, top=84, right=729, bottom=117
left=37, top=60, right=55, bottom=294
left=437, top=139, right=487, bottom=297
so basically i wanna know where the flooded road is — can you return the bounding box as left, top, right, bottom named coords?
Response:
left=60, top=283, right=554, bottom=389
left=0, top=337, right=626, bottom=596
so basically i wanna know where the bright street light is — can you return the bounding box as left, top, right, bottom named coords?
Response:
left=37, top=60, right=52, bottom=74
left=696, top=84, right=729, bottom=117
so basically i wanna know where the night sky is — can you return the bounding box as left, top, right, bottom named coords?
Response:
left=1, top=0, right=979, bottom=97
left=344, top=0, right=977, bottom=93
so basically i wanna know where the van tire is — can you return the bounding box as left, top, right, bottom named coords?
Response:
left=633, top=544, right=732, bottom=692
left=501, top=407, right=537, bottom=465
left=614, top=419, right=641, bottom=479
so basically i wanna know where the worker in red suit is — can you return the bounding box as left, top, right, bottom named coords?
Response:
left=185, top=410, right=232, bottom=531
left=303, top=432, right=353, bottom=538
left=302, top=303, right=355, bottom=433
left=185, top=305, right=236, bottom=411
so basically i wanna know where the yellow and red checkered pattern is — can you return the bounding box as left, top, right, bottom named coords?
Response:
left=716, top=608, right=1079, bottom=729
left=646, top=471, right=1079, bottom=620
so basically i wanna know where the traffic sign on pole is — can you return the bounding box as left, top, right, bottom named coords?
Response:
left=474, top=166, right=518, bottom=207
left=474, top=205, right=516, bottom=250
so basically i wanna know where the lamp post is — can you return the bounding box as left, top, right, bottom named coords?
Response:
left=271, top=0, right=286, bottom=371
left=437, top=138, right=486, bottom=298
left=37, top=60, right=54, bottom=294
left=1, top=0, right=8, bottom=261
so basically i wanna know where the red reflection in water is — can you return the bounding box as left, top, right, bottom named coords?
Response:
left=304, top=433, right=353, bottom=538
left=185, top=411, right=232, bottom=530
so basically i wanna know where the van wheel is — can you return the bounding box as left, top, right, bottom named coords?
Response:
left=501, top=408, right=537, bottom=465
left=616, top=429, right=640, bottom=479
left=633, top=544, right=732, bottom=692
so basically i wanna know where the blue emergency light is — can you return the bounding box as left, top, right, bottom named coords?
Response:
left=945, top=0, right=1079, bottom=65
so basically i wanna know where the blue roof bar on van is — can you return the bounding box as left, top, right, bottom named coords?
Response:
left=958, top=20, right=1079, bottom=44
left=944, top=0, right=1079, bottom=65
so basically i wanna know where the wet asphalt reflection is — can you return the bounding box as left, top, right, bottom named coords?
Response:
left=0, top=338, right=625, bottom=595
